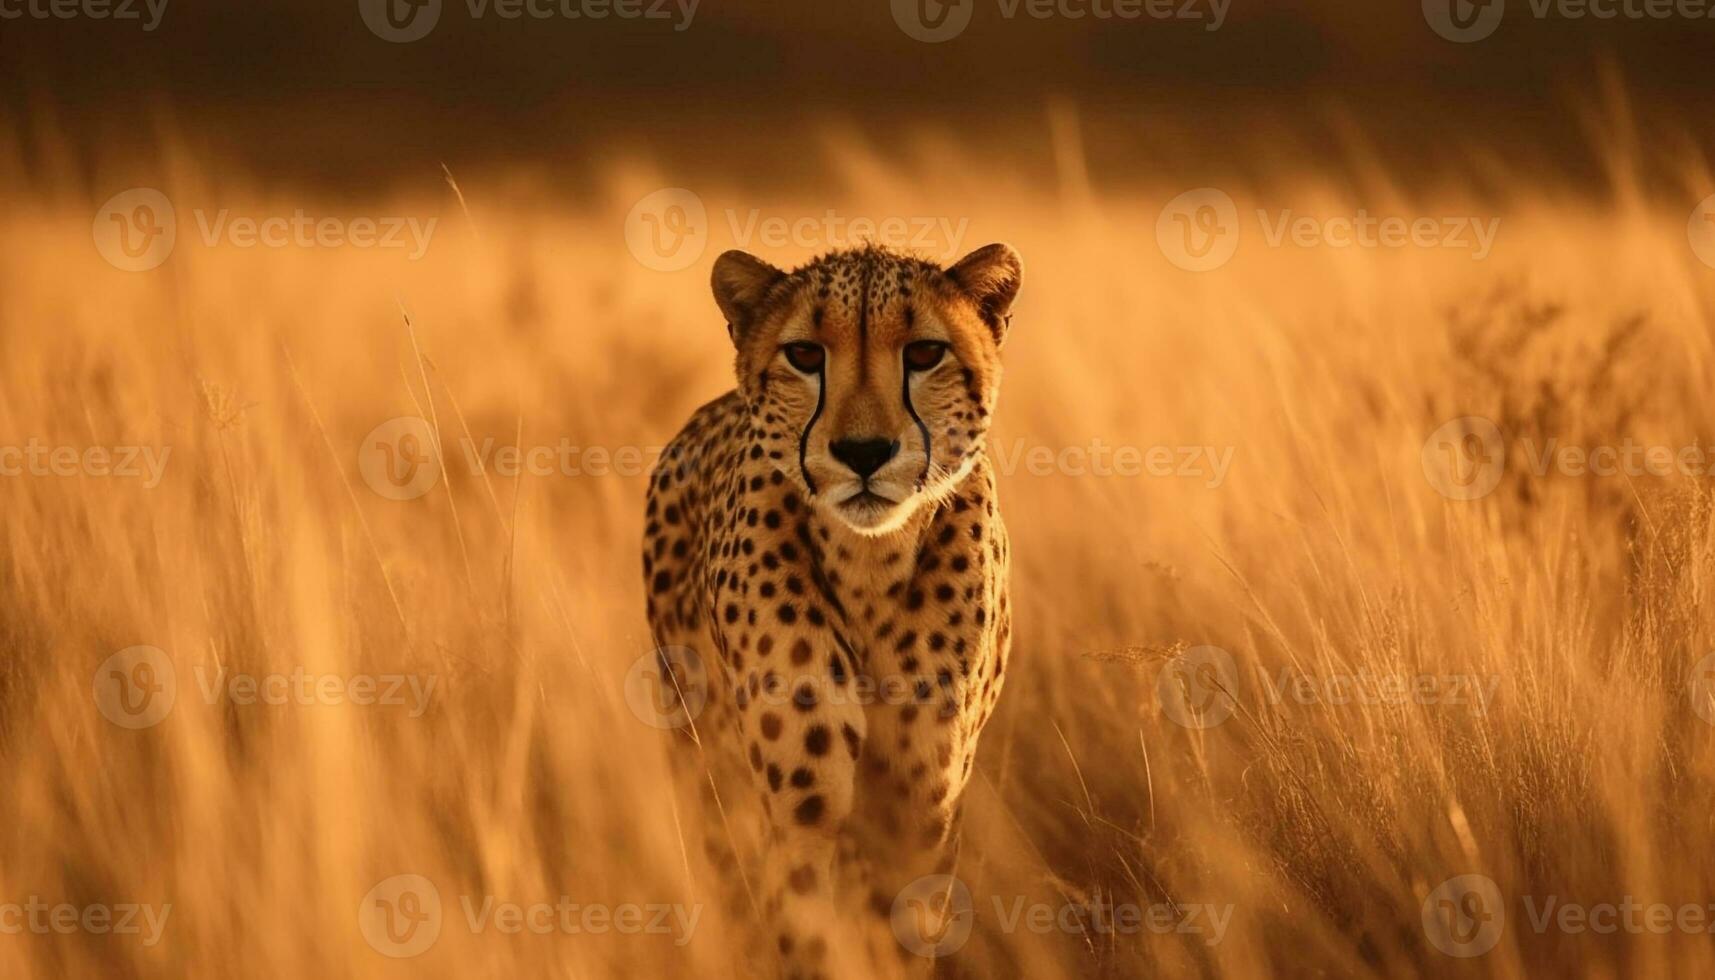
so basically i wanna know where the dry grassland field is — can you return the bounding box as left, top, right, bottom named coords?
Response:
left=5, top=4, right=1715, bottom=978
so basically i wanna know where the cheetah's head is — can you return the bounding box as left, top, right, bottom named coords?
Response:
left=712, top=242, right=1021, bottom=535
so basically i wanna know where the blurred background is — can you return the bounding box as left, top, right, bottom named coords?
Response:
left=6, top=0, right=1715, bottom=192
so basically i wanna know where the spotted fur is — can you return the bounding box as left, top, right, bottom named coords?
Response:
left=642, top=242, right=1020, bottom=976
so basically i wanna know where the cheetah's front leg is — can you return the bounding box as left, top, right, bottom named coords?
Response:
left=848, top=501, right=1011, bottom=968
left=722, top=614, right=868, bottom=978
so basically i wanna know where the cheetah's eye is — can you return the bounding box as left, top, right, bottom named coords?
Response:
left=903, top=341, right=948, bottom=372
left=782, top=342, right=825, bottom=373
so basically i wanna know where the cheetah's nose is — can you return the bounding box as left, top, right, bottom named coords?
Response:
left=830, top=438, right=900, bottom=479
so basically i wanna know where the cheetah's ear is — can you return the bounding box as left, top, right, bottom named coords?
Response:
left=946, top=243, right=1023, bottom=338
left=712, top=250, right=786, bottom=343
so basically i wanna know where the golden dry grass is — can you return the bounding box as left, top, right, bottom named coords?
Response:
left=3, top=109, right=1715, bottom=978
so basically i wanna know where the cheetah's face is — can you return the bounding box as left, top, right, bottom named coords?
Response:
left=711, top=244, right=1021, bottom=535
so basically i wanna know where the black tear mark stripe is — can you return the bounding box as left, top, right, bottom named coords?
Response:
left=798, top=366, right=826, bottom=496
left=903, top=371, right=932, bottom=488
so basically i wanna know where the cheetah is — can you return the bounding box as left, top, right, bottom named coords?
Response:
left=641, top=242, right=1020, bottom=975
